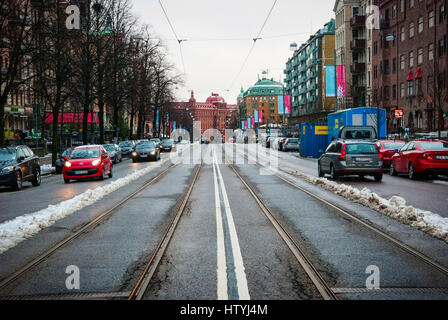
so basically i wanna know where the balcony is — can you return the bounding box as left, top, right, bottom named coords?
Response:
left=350, top=39, right=366, bottom=50
left=350, top=62, right=366, bottom=74
left=350, top=15, right=366, bottom=27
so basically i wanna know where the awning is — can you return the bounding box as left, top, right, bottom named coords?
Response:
left=45, top=112, right=99, bottom=124
left=406, top=69, right=414, bottom=81
left=415, top=67, right=423, bottom=79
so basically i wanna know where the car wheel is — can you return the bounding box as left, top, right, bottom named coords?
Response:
left=359, top=174, right=365, bottom=180
left=408, top=162, right=417, bottom=180
left=14, top=171, right=23, bottom=191
left=318, top=162, right=324, bottom=177
left=389, top=162, right=398, bottom=176
left=32, top=168, right=41, bottom=186
left=132, top=158, right=137, bottom=163
left=64, top=178, right=70, bottom=184
left=99, top=167, right=105, bottom=180
left=330, top=164, right=338, bottom=180
left=108, top=167, right=113, bottom=178
left=374, top=173, right=383, bottom=182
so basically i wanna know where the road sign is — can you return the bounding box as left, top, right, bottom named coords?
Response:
left=395, top=109, right=403, bottom=118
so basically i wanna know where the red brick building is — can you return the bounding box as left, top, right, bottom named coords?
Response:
left=372, top=0, right=447, bottom=134
left=165, top=91, right=238, bottom=135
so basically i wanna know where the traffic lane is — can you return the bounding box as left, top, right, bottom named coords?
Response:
left=232, top=163, right=448, bottom=299
left=0, top=153, right=172, bottom=224
left=143, top=162, right=322, bottom=300
left=247, top=145, right=448, bottom=217
left=0, top=163, right=197, bottom=296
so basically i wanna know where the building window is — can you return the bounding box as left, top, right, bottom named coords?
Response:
left=441, top=5, right=446, bottom=24
left=409, top=22, right=415, bottom=38
left=384, top=59, right=390, bottom=74
left=374, top=41, right=378, bottom=55
left=392, top=4, right=397, bottom=18
left=401, top=82, right=405, bottom=97
left=393, top=57, right=397, bottom=73
left=401, top=0, right=405, bottom=13
left=384, top=86, right=390, bottom=100
left=418, top=16, right=423, bottom=33
left=400, top=54, right=405, bottom=69
left=429, top=43, right=434, bottom=60
left=417, top=48, right=423, bottom=64
left=409, top=51, right=414, bottom=67
left=439, top=37, right=446, bottom=57
left=393, top=31, right=397, bottom=46
left=410, top=0, right=414, bottom=8
left=401, top=26, right=405, bottom=41
left=392, top=84, right=397, bottom=100
left=408, top=81, right=414, bottom=96
left=416, top=78, right=423, bottom=95
left=429, top=10, right=434, bottom=27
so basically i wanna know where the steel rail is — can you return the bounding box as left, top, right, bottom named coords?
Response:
left=129, top=161, right=203, bottom=300
left=0, top=161, right=178, bottom=292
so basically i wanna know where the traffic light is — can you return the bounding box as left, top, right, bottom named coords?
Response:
left=266, top=128, right=270, bottom=134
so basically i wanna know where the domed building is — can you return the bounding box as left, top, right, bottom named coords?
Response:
left=165, top=91, right=238, bottom=136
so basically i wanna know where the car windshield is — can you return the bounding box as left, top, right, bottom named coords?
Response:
left=344, top=130, right=373, bottom=139
left=346, top=143, right=378, bottom=154
left=162, top=139, right=173, bottom=144
left=419, top=142, right=448, bottom=150
left=119, top=141, right=132, bottom=147
left=0, top=149, right=16, bottom=161
left=103, top=145, right=115, bottom=151
left=288, top=139, right=298, bottom=143
left=136, top=142, right=155, bottom=149
left=383, top=142, right=405, bottom=149
left=61, top=148, right=72, bottom=157
left=69, top=148, right=100, bottom=159
left=151, top=139, right=161, bottom=143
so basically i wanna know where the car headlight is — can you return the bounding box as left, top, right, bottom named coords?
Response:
left=65, top=161, right=72, bottom=168
left=1, top=166, right=14, bottom=174
left=92, top=159, right=101, bottom=166
left=132, top=151, right=137, bottom=156
left=150, top=151, right=156, bottom=155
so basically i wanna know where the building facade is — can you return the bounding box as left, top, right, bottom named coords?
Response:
left=372, top=0, right=447, bottom=133
left=284, top=20, right=336, bottom=126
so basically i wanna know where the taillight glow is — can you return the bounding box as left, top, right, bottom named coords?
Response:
left=338, top=144, right=346, bottom=161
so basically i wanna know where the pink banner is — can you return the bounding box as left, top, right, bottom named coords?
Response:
left=45, top=112, right=98, bottom=124
left=337, top=65, right=346, bottom=97
left=244, top=120, right=248, bottom=129
left=284, top=95, right=291, bottom=114
left=251, top=117, right=255, bottom=128
left=258, top=110, right=263, bottom=123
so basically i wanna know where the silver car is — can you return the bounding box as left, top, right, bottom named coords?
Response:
left=318, top=139, right=383, bottom=181
left=283, top=138, right=299, bottom=152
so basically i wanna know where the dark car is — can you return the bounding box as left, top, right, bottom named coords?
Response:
left=55, top=147, right=73, bottom=174
left=0, top=146, right=41, bottom=190
left=118, top=140, right=136, bottom=156
left=150, top=138, right=162, bottom=150
left=161, top=139, right=175, bottom=152
left=318, top=139, right=383, bottom=181
left=132, top=141, right=160, bottom=162
left=103, top=144, right=122, bottom=163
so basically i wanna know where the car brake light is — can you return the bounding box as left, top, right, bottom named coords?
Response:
left=375, top=145, right=383, bottom=160
left=338, top=144, right=346, bottom=161
left=286, top=140, right=289, bottom=145
left=421, top=153, right=433, bottom=160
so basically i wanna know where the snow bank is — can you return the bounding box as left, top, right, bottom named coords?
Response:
left=0, top=145, right=196, bottom=255
left=235, top=144, right=448, bottom=244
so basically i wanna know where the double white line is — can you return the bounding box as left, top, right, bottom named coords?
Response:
left=212, top=147, right=250, bottom=300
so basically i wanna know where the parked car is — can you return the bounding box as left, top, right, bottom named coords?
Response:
left=375, top=140, right=406, bottom=168
left=161, top=139, right=175, bottom=152
left=63, top=145, right=113, bottom=183
left=267, top=136, right=277, bottom=149
left=103, top=144, right=122, bottom=163
left=283, top=138, right=300, bottom=152
left=318, top=139, right=383, bottom=181
left=132, top=141, right=160, bottom=162
left=0, top=146, right=41, bottom=190
left=389, top=139, right=448, bottom=179
left=150, top=138, right=162, bottom=150
left=55, top=147, right=73, bottom=174
left=118, top=140, right=136, bottom=156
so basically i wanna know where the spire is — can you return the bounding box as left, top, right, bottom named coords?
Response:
left=189, top=90, right=196, bottom=103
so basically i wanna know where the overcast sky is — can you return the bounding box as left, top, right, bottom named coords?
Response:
left=131, top=0, right=335, bottom=104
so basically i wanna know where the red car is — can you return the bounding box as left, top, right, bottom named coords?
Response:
left=390, top=139, right=448, bottom=179
left=63, top=145, right=113, bottom=183
left=375, top=139, right=406, bottom=168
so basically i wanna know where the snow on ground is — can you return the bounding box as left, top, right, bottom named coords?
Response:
left=40, top=164, right=56, bottom=175
left=0, top=144, right=196, bottom=255
left=233, top=144, right=448, bottom=244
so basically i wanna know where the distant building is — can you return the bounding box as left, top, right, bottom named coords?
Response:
left=284, top=19, right=336, bottom=126
left=165, top=91, right=238, bottom=137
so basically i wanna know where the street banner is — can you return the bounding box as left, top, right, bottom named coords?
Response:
left=259, top=110, right=263, bottom=123
left=254, top=110, right=259, bottom=123
left=166, top=113, right=169, bottom=125
left=170, top=121, right=173, bottom=132
left=337, top=65, right=346, bottom=97
left=173, top=121, right=176, bottom=131
left=156, top=109, right=160, bottom=126
left=284, top=95, right=291, bottom=114
left=251, top=117, right=255, bottom=128
left=325, top=65, right=336, bottom=97
left=247, top=117, right=251, bottom=129
left=244, top=120, right=247, bottom=129
left=241, top=120, right=245, bottom=129
left=278, top=95, right=284, bottom=114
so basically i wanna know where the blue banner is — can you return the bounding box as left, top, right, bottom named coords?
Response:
left=325, top=65, right=336, bottom=97
left=277, top=95, right=284, bottom=114
left=156, top=110, right=159, bottom=126
left=247, top=117, right=251, bottom=129
left=241, top=120, right=245, bottom=129
left=254, top=110, right=259, bottom=123
left=173, top=121, right=176, bottom=131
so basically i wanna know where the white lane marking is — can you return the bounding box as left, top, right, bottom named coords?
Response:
left=213, top=157, right=229, bottom=300
left=213, top=148, right=251, bottom=300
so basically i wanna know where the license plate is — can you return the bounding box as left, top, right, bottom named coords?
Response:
left=354, top=157, right=370, bottom=162
left=436, top=155, right=448, bottom=160
left=140, top=154, right=148, bottom=158
left=76, top=170, right=88, bottom=175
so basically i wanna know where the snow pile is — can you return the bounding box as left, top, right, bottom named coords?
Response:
left=235, top=144, right=448, bottom=243
left=40, top=164, right=56, bottom=174
left=0, top=148, right=190, bottom=254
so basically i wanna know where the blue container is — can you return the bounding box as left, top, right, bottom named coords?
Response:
left=327, top=107, right=387, bottom=143
left=299, top=123, right=329, bottom=158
